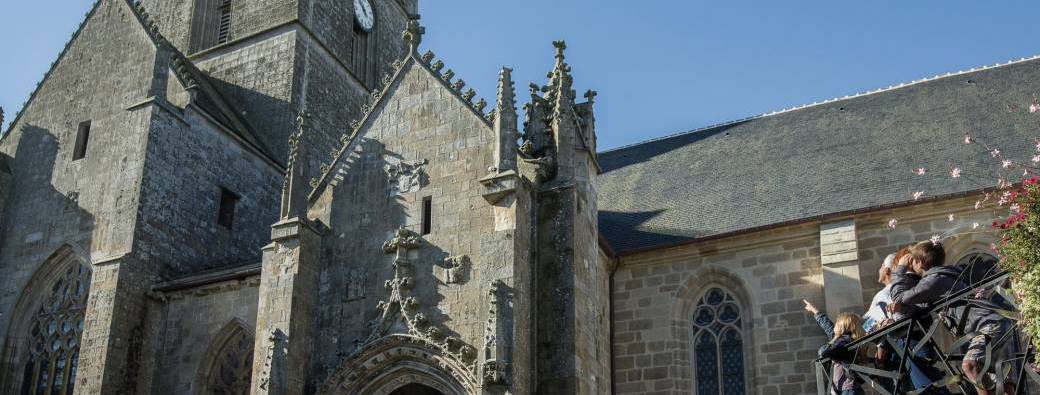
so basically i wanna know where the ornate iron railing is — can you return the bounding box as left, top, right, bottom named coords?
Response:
left=814, top=270, right=1039, bottom=394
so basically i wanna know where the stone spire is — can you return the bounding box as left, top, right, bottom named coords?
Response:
left=492, top=67, right=518, bottom=173
left=280, top=113, right=309, bottom=219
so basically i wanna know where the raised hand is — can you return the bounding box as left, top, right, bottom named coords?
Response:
left=802, top=299, right=820, bottom=315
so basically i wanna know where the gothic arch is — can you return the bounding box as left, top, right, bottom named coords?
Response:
left=194, top=318, right=255, bottom=395
left=318, top=334, right=477, bottom=395
left=672, top=265, right=756, bottom=395
left=0, top=243, right=91, bottom=394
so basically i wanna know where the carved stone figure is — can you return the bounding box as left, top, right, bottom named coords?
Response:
left=444, top=255, right=469, bottom=284
left=385, top=159, right=429, bottom=196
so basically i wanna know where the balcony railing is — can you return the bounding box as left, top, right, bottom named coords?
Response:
left=814, top=269, right=1038, bottom=394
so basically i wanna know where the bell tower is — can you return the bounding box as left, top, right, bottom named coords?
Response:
left=137, top=0, right=419, bottom=167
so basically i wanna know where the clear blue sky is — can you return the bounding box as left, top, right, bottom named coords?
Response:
left=3, top=1, right=1040, bottom=150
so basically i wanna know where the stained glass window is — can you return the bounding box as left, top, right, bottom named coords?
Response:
left=692, top=287, right=745, bottom=395
left=21, top=263, right=91, bottom=395
left=202, top=325, right=254, bottom=395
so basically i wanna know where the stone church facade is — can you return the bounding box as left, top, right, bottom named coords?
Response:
left=0, top=1, right=1035, bottom=394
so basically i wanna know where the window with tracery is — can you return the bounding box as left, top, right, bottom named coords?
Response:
left=20, top=263, right=91, bottom=395
left=202, top=325, right=254, bottom=395
left=692, top=287, right=746, bottom=395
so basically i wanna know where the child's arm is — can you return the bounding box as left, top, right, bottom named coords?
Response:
left=802, top=299, right=835, bottom=338
left=818, top=336, right=852, bottom=360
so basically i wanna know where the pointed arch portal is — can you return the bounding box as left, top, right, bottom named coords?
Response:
left=318, top=334, right=476, bottom=395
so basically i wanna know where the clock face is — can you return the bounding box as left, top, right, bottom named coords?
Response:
left=354, top=0, right=375, bottom=32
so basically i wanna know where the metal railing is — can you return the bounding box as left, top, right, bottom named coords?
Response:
left=814, top=270, right=1039, bottom=394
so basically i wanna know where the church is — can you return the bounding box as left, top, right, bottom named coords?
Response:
left=0, top=0, right=1035, bottom=394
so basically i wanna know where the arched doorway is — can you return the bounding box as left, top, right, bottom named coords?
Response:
left=389, top=383, right=445, bottom=395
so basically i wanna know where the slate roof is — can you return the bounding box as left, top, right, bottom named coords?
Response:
left=598, top=56, right=1040, bottom=254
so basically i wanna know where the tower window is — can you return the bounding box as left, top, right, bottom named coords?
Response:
left=190, top=0, right=233, bottom=52
left=351, top=23, right=371, bottom=85
left=217, top=187, right=239, bottom=230
left=216, top=0, right=233, bottom=45
left=72, top=121, right=90, bottom=161
left=421, top=197, right=432, bottom=235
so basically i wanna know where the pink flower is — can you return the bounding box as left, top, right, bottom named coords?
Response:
left=1002, top=159, right=1013, bottom=168
left=975, top=201, right=984, bottom=210
left=964, top=134, right=973, bottom=144
left=913, top=168, right=926, bottom=175
left=991, top=148, right=1001, bottom=158
left=930, top=234, right=942, bottom=245
left=1035, top=140, right=1040, bottom=151
left=1011, top=203, right=1022, bottom=213
left=948, top=214, right=955, bottom=222
left=951, top=167, right=962, bottom=178
left=888, top=219, right=898, bottom=229
left=1032, top=155, right=1040, bottom=163
left=999, top=191, right=1012, bottom=205
left=1031, top=103, right=1040, bottom=113
left=912, top=191, right=924, bottom=200
left=972, top=222, right=981, bottom=229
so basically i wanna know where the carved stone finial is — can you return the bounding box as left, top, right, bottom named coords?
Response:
left=442, top=69, right=455, bottom=82
left=453, top=79, right=466, bottom=92
left=475, top=98, right=487, bottom=113
left=421, top=50, right=435, bottom=63
left=553, top=40, right=567, bottom=60
left=584, top=90, right=598, bottom=104
left=0, top=106, right=5, bottom=129
left=402, top=19, right=425, bottom=51
left=431, top=60, right=445, bottom=73
left=462, top=89, right=476, bottom=102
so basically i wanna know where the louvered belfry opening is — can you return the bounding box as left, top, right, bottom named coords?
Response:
left=351, top=22, right=371, bottom=85
left=216, top=0, right=232, bottom=45
left=189, top=0, right=233, bottom=53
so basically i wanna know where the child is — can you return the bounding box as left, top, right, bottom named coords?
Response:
left=890, top=240, right=1014, bottom=395
left=803, top=300, right=867, bottom=395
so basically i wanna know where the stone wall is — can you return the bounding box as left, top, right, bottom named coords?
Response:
left=134, top=105, right=283, bottom=276
left=610, top=195, right=998, bottom=395
left=142, top=275, right=260, bottom=394
left=307, top=60, right=497, bottom=389
left=0, top=1, right=158, bottom=390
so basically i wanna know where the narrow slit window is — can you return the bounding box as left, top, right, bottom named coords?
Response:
left=421, top=197, right=432, bottom=235
left=217, top=187, right=239, bottom=230
left=72, top=121, right=91, bottom=161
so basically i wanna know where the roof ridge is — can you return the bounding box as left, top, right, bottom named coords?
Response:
left=1, top=0, right=104, bottom=140
left=599, top=53, right=1040, bottom=155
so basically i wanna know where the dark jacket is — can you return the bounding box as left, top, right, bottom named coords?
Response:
left=890, top=265, right=1007, bottom=334
left=814, top=313, right=860, bottom=393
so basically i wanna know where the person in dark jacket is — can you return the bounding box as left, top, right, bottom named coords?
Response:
left=889, top=240, right=1014, bottom=395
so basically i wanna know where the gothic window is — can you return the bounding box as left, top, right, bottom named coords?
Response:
left=20, top=263, right=91, bottom=395
left=190, top=0, right=233, bottom=53
left=200, top=323, right=254, bottom=395
left=217, top=187, right=239, bottom=230
left=692, top=287, right=746, bottom=395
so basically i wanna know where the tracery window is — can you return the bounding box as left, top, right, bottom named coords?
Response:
left=692, top=287, right=746, bottom=395
left=20, top=263, right=91, bottom=395
left=201, top=324, right=254, bottom=395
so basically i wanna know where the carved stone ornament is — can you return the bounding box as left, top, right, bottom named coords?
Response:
left=363, top=228, right=478, bottom=368
left=385, top=158, right=429, bottom=196
left=345, top=269, right=366, bottom=301
left=444, top=255, right=469, bottom=285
